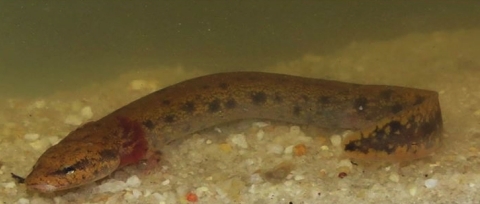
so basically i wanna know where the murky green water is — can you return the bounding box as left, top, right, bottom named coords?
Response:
left=1, top=2, right=478, bottom=97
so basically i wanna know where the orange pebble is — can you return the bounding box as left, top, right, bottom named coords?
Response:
left=186, top=192, right=198, bottom=202
left=294, top=144, right=307, bottom=156
left=338, top=172, right=347, bottom=178
left=219, top=143, right=232, bottom=152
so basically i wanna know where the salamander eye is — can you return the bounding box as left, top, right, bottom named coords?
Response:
left=61, top=166, right=76, bottom=175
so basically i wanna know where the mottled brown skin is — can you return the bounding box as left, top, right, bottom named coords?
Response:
left=25, top=72, right=443, bottom=193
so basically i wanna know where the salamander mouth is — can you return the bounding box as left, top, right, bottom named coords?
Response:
left=27, top=181, right=90, bottom=193
left=26, top=178, right=85, bottom=193
left=27, top=183, right=59, bottom=193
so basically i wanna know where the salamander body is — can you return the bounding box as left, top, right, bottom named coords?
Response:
left=24, top=72, right=443, bottom=193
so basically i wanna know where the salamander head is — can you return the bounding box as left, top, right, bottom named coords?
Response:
left=25, top=140, right=121, bottom=193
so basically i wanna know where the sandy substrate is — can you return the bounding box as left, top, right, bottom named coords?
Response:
left=1, top=29, right=480, bottom=204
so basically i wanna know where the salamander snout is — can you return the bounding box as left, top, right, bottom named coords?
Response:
left=25, top=140, right=121, bottom=193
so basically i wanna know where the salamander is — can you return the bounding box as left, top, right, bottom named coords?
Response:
left=24, top=71, right=443, bottom=193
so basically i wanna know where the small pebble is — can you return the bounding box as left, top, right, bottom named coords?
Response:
left=408, top=185, right=417, bottom=196
left=2, top=181, right=16, bottom=188
left=81, top=106, right=93, bottom=119
left=337, top=159, right=353, bottom=170
left=130, top=80, right=148, bottom=90
left=474, top=109, right=480, bottom=116
left=294, top=174, right=305, bottom=181
left=152, top=192, right=166, bottom=201
left=124, top=190, right=142, bottom=200
left=289, top=126, right=301, bottom=135
left=126, top=175, right=141, bottom=187
left=161, top=179, right=170, bottom=185
left=219, top=143, right=232, bottom=152
left=131, top=189, right=142, bottom=198
left=250, top=173, right=263, bottom=183
left=97, top=180, right=127, bottom=193
left=253, top=122, right=270, bottom=127
left=341, top=130, right=354, bottom=138
left=284, top=145, right=294, bottom=155
left=195, top=186, right=209, bottom=197
left=424, top=179, right=438, bottom=188
left=293, top=144, right=307, bottom=156
left=267, top=144, right=284, bottom=154
left=229, top=134, right=248, bottom=149
left=106, top=193, right=122, bottom=203
left=330, top=135, right=342, bottom=147
left=144, top=189, right=152, bottom=197
left=34, top=100, right=46, bottom=108
left=256, top=129, right=265, bottom=140
left=389, top=172, right=400, bottom=182
left=29, top=139, right=50, bottom=151
left=17, top=198, right=29, bottom=204
left=47, top=136, right=60, bottom=146
left=64, top=115, right=83, bottom=126
left=24, top=133, right=40, bottom=141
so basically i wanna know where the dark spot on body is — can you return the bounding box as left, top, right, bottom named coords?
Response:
left=225, top=98, right=237, bottom=109
left=293, top=105, right=302, bottom=116
left=318, top=96, right=330, bottom=104
left=274, top=92, right=283, bottom=103
left=164, top=114, right=175, bottom=123
left=304, top=115, right=314, bottom=124
left=419, top=120, right=437, bottom=136
left=345, top=120, right=409, bottom=155
left=247, top=76, right=257, bottom=81
left=277, top=113, right=286, bottom=119
left=162, top=100, right=171, bottom=106
left=435, top=110, right=443, bottom=129
left=142, top=120, right=155, bottom=130
left=414, top=95, right=425, bottom=105
left=219, top=82, right=229, bottom=89
left=344, top=141, right=361, bottom=153
left=391, top=104, right=403, bottom=114
left=354, top=97, right=368, bottom=112
left=181, top=101, right=196, bottom=113
left=344, top=133, right=395, bottom=155
left=301, top=95, right=309, bottom=102
left=388, top=121, right=403, bottom=134
left=380, top=89, right=393, bottom=100
left=99, top=149, right=118, bottom=161
left=201, top=85, right=210, bottom=89
left=251, top=91, right=267, bottom=105
left=182, top=124, right=191, bottom=133
left=208, top=99, right=221, bottom=112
